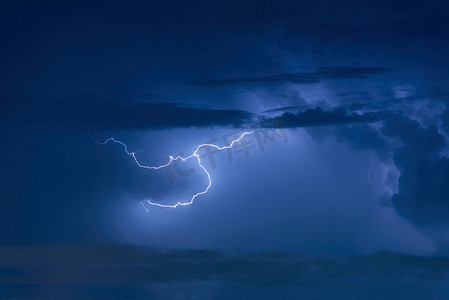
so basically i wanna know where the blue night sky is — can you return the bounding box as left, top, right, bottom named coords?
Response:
left=2, top=0, right=449, bottom=299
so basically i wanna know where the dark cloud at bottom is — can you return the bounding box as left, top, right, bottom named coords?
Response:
left=1, top=244, right=448, bottom=287
left=1, top=244, right=449, bottom=299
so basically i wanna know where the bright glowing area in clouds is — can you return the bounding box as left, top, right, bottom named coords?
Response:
left=103, top=129, right=433, bottom=256
left=96, top=130, right=257, bottom=209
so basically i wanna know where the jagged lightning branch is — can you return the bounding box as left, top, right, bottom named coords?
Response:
left=94, top=130, right=257, bottom=209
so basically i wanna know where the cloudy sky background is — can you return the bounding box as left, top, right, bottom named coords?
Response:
left=2, top=0, right=449, bottom=298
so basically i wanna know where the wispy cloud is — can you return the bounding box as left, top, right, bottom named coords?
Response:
left=260, top=107, right=398, bottom=128
left=188, top=67, right=390, bottom=86
left=0, top=94, right=253, bottom=130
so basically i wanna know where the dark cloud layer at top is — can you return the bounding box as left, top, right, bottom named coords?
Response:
left=3, top=0, right=449, bottom=43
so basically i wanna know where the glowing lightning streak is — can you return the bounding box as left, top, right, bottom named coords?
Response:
left=94, top=130, right=257, bottom=209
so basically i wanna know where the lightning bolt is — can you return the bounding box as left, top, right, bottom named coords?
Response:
left=94, top=130, right=257, bottom=209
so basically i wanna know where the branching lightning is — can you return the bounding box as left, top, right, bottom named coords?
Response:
left=94, top=130, right=257, bottom=209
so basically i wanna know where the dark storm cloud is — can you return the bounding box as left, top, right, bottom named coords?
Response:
left=259, top=107, right=397, bottom=128
left=305, top=112, right=449, bottom=226
left=0, top=245, right=448, bottom=288
left=382, top=116, right=449, bottom=225
left=0, top=94, right=252, bottom=130
left=261, top=106, right=449, bottom=226
left=188, top=67, right=390, bottom=86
